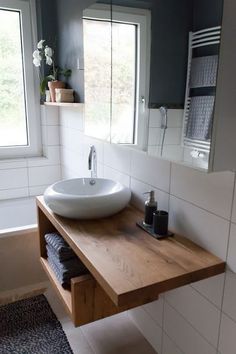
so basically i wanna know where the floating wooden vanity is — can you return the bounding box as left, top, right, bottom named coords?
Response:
left=37, top=196, right=225, bottom=327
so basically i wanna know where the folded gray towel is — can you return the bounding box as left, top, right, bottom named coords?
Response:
left=186, top=96, right=215, bottom=141
left=190, top=55, right=218, bottom=88
left=48, top=257, right=70, bottom=288
left=46, top=244, right=87, bottom=276
left=45, top=233, right=75, bottom=261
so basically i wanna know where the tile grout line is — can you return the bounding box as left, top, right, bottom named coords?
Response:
left=165, top=299, right=219, bottom=352
left=216, top=171, right=236, bottom=353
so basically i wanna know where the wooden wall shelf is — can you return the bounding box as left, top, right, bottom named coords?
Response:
left=44, top=102, right=83, bottom=107
left=37, top=196, right=225, bottom=327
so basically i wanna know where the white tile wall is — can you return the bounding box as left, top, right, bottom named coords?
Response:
left=169, top=195, right=229, bottom=259
left=58, top=107, right=236, bottom=354
left=218, top=313, right=236, bottom=354
left=165, top=285, right=221, bottom=348
left=227, top=222, right=236, bottom=272
left=170, top=164, right=234, bottom=220
left=162, top=334, right=184, bottom=354
left=129, top=306, right=163, bottom=354
left=164, top=302, right=216, bottom=354
left=1, top=104, right=234, bottom=353
left=0, top=106, right=61, bottom=204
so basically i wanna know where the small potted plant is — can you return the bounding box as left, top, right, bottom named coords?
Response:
left=33, top=39, right=71, bottom=102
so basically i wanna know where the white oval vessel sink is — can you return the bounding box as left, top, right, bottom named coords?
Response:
left=44, top=178, right=131, bottom=219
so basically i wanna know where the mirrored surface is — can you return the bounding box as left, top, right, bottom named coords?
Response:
left=83, top=1, right=112, bottom=142
left=84, top=0, right=224, bottom=170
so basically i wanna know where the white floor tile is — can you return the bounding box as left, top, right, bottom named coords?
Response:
left=45, top=287, right=157, bottom=354
left=82, top=312, right=158, bottom=354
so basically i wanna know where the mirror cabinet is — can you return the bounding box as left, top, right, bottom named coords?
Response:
left=82, top=0, right=236, bottom=172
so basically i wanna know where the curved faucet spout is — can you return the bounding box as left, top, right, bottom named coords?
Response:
left=88, top=145, right=97, bottom=179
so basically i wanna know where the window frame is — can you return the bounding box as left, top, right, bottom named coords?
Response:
left=0, top=0, right=41, bottom=159
left=83, top=5, right=151, bottom=150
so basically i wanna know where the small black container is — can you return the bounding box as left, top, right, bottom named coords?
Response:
left=143, top=190, right=157, bottom=226
left=153, top=210, right=168, bottom=235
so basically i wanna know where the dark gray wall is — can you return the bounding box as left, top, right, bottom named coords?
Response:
left=39, top=0, right=223, bottom=106
left=36, top=0, right=59, bottom=76
left=56, top=0, right=99, bottom=102
left=149, top=0, right=192, bottom=108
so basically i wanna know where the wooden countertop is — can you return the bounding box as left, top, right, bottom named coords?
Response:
left=37, top=197, right=225, bottom=307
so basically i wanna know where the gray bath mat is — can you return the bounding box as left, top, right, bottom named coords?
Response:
left=0, top=294, right=73, bottom=354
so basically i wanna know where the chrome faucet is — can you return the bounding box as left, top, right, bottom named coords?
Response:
left=88, top=145, right=97, bottom=180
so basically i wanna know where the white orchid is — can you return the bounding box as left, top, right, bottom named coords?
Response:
left=32, top=39, right=71, bottom=96
left=45, top=46, right=53, bottom=57
left=33, top=49, right=41, bottom=60
left=45, top=55, right=53, bottom=66
left=37, top=39, right=45, bottom=49
left=33, top=57, right=41, bottom=67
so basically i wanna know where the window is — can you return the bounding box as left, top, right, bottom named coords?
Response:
left=83, top=5, right=150, bottom=148
left=0, top=0, right=40, bottom=158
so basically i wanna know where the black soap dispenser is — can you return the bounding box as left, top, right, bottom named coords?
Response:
left=143, top=190, right=157, bottom=226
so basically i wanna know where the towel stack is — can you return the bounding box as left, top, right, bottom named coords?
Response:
left=45, top=233, right=88, bottom=288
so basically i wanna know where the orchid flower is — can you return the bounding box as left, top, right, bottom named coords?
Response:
left=37, top=39, right=45, bottom=49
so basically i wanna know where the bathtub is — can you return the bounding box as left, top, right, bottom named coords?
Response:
left=0, top=197, right=37, bottom=236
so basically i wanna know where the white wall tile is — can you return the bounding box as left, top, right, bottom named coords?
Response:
left=222, top=271, right=236, bottom=322
left=163, top=334, right=184, bottom=354
left=0, top=159, right=27, bottom=170
left=104, top=143, right=131, bottom=175
left=45, top=125, right=60, bottom=146
left=164, top=302, right=216, bottom=354
left=191, top=274, right=225, bottom=309
left=148, top=128, right=162, bottom=146
left=219, top=313, right=236, bottom=354
left=169, top=195, right=230, bottom=259
left=130, top=177, right=169, bottom=212
left=60, top=107, right=84, bottom=131
left=167, top=109, right=184, bottom=128
left=164, top=128, right=182, bottom=145
left=143, top=297, right=164, bottom=327
left=227, top=222, right=236, bottom=272
left=149, top=109, right=162, bottom=128
left=149, top=109, right=183, bottom=128
left=0, top=188, right=28, bottom=200
left=166, top=285, right=221, bottom=347
left=104, top=166, right=130, bottom=188
left=131, top=150, right=171, bottom=192
left=170, top=164, right=234, bottom=220
left=42, top=105, right=59, bottom=126
left=60, top=126, right=71, bottom=148
left=29, top=185, right=48, bottom=196
left=231, top=187, right=236, bottom=223
left=162, top=145, right=183, bottom=162
left=0, top=197, right=37, bottom=229
left=27, top=146, right=60, bottom=167
left=129, top=307, right=162, bottom=354
left=0, top=169, right=28, bottom=190
left=28, top=165, right=61, bottom=187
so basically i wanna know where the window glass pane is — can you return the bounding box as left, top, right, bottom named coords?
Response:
left=84, top=19, right=111, bottom=142
left=0, top=9, right=28, bottom=147
left=111, top=22, right=136, bottom=144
